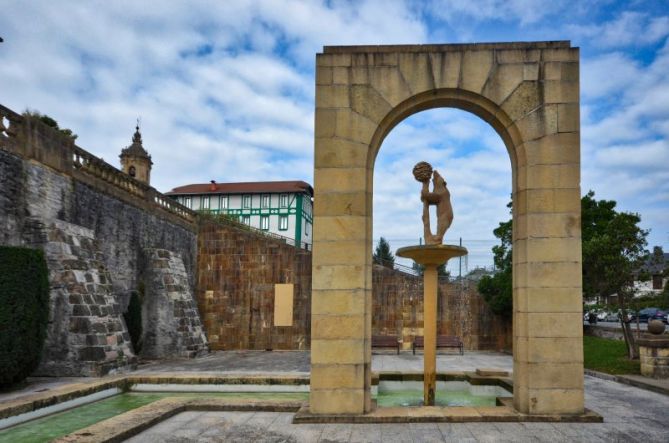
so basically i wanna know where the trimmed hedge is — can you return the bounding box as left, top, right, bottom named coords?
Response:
left=0, top=246, right=49, bottom=386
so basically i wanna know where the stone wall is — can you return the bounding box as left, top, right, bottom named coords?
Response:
left=142, top=248, right=208, bottom=358
left=197, top=221, right=511, bottom=351
left=24, top=218, right=136, bottom=376
left=70, top=181, right=197, bottom=309
left=197, top=221, right=312, bottom=350
left=0, top=148, right=23, bottom=246
left=0, top=104, right=206, bottom=374
left=372, top=265, right=512, bottom=351
left=0, top=106, right=198, bottom=308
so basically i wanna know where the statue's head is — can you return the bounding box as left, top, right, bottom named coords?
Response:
left=432, top=170, right=446, bottom=187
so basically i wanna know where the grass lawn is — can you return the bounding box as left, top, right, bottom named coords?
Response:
left=583, top=335, right=640, bottom=375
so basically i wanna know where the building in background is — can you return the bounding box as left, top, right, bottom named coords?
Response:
left=166, top=180, right=313, bottom=248
left=119, top=125, right=152, bottom=185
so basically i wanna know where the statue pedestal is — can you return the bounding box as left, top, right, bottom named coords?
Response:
left=396, top=244, right=468, bottom=406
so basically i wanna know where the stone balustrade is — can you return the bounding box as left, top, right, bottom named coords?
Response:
left=0, top=103, right=196, bottom=226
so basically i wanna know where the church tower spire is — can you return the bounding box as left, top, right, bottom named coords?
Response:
left=119, top=121, right=153, bottom=185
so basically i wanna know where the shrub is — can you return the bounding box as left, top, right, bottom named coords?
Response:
left=0, top=246, right=49, bottom=386
left=478, top=269, right=512, bottom=319
left=123, top=286, right=143, bottom=354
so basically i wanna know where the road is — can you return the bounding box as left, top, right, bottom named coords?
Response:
left=584, top=320, right=649, bottom=330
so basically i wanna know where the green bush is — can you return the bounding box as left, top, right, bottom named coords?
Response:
left=0, top=247, right=49, bottom=386
left=478, top=269, right=512, bottom=318
left=123, top=287, right=143, bottom=354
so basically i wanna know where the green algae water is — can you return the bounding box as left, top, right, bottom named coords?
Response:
left=0, top=382, right=510, bottom=442
left=374, top=380, right=511, bottom=407
left=0, top=392, right=308, bottom=443
left=376, top=389, right=499, bottom=407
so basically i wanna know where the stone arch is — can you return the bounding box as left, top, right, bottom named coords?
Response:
left=311, top=42, right=582, bottom=416
left=366, top=87, right=522, bottom=176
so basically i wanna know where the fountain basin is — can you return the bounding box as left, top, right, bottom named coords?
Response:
left=375, top=380, right=511, bottom=407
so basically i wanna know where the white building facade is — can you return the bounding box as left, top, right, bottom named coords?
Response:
left=166, top=181, right=313, bottom=248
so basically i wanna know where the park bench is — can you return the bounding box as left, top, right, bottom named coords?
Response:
left=412, top=335, right=464, bottom=355
left=372, top=335, right=401, bottom=354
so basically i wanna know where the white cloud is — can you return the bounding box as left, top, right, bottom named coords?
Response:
left=581, top=52, right=641, bottom=99
left=374, top=109, right=512, bottom=269
left=567, top=11, right=669, bottom=48
left=425, top=0, right=571, bottom=26
left=0, top=0, right=666, bottom=254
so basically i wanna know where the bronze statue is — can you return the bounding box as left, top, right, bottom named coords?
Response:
left=412, top=162, right=453, bottom=245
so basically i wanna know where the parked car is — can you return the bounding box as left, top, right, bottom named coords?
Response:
left=584, top=311, right=598, bottom=324
left=631, top=308, right=668, bottom=323
left=596, top=311, right=608, bottom=321
left=603, top=312, right=620, bottom=322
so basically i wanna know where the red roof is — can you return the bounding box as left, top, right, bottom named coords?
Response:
left=166, top=180, right=313, bottom=197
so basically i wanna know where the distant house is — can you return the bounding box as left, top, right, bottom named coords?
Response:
left=166, top=180, right=313, bottom=248
left=633, top=250, right=668, bottom=297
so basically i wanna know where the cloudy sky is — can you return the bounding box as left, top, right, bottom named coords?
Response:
left=1, top=1, right=667, bottom=270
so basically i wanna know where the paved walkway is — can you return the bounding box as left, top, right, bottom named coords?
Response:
left=125, top=375, right=669, bottom=442
left=4, top=351, right=669, bottom=442
left=121, top=351, right=668, bottom=442
left=133, top=349, right=513, bottom=375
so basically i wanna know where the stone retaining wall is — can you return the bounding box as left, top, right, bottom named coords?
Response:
left=197, top=221, right=312, bottom=350
left=0, top=107, right=198, bottom=309
left=373, top=265, right=512, bottom=351
left=142, top=248, right=208, bottom=358
left=25, top=218, right=136, bottom=376
left=198, top=221, right=511, bottom=351
left=0, top=105, right=206, bottom=374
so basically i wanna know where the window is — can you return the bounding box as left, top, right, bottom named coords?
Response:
left=261, top=194, right=270, bottom=208
left=260, top=215, right=269, bottom=230
left=184, top=197, right=192, bottom=209
left=219, top=195, right=228, bottom=209
left=242, top=195, right=252, bottom=209
left=653, top=274, right=662, bottom=290
left=241, top=215, right=250, bottom=225
left=201, top=196, right=210, bottom=210
left=128, top=165, right=136, bottom=177
left=279, top=215, right=288, bottom=231
left=279, top=193, right=289, bottom=208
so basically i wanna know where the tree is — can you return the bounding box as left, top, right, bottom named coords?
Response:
left=478, top=192, right=650, bottom=339
left=648, top=246, right=665, bottom=268
left=581, top=191, right=648, bottom=359
left=582, top=191, right=649, bottom=303
left=373, top=237, right=395, bottom=268
left=477, top=201, right=513, bottom=318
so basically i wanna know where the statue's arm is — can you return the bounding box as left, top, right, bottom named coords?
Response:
left=421, top=191, right=441, bottom=204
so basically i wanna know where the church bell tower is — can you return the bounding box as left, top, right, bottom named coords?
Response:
left=119, top=124, right=153, bottom=185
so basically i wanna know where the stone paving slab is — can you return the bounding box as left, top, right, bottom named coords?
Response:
left=134, top=350, right=311, bottom=374
left=121, top=392, right=669, bottom=443
left=4, top=351, right=669, bottom=442
left=53, top=398, right=304, bottom=442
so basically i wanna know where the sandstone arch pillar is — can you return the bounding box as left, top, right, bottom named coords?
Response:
left=311, top=42, right=583, bottom=416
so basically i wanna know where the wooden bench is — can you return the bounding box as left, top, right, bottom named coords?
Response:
left=413, top=335, right=463, bottom=355
left=372, top=335, right=401, bottom=354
